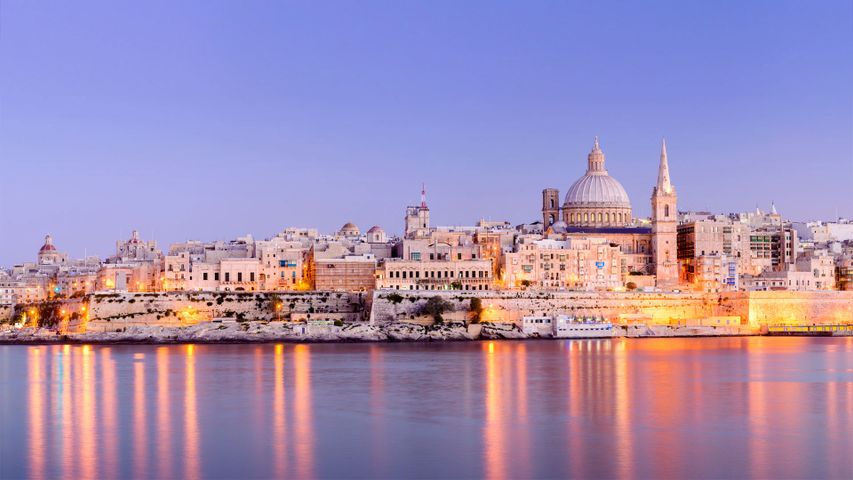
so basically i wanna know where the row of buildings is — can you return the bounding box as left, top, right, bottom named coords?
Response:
left=3, top=138, right=851, bottom=307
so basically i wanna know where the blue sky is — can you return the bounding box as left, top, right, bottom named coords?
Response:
left=1, top=0, right=851, bottom=265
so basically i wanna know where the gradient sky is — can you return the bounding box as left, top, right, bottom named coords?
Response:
left=1, top=0, right=851, bottom=266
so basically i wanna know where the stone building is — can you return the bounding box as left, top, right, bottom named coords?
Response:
left=503, top=237, right=624, bottom=290
left=539, top=138, right=680, bottom=289
left=376, top=258, right=493, bottom=291
left=314, top=254, right=377, bottom=291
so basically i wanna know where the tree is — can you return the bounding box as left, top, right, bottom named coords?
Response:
left=468, top=297, right=484, bottom=324
left=626, top=282, right=637, bottom=291
left=421, top=296, right=454, bottom=324
left=520, top=279, right=532, bottom=288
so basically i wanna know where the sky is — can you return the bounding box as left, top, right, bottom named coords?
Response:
left=1, top=0, right=851, bottom=266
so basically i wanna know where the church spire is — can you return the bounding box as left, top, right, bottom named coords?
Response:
left=420, top=183, right=427, bottom=208
left=655, top=138, right=674, bottom=195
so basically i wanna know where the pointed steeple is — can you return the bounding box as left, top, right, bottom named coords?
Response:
left=770, top=202, right=778, bottom=215
left=655, top=138, right=674, bottom=195
left=420, top=183, right=427, bottom=209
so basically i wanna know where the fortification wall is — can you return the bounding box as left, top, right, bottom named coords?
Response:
left=370, top=290, right=718, bottom=325
left=718, top=291, right=853, bottom=326
left=371, top=290, right=853, bottom=327
left=12, top=291, right=367, bottom=333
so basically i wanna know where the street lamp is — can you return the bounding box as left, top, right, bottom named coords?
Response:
left=275, top=302, right=283, bottom=322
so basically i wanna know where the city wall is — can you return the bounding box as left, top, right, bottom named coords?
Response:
left=370, top=290, right=853, bottom=327
left=11, top=291, right=368, bottom=333
left=8, top=289, right=852, bottom=333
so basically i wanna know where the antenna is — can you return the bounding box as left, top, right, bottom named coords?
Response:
left=420, top=183, right=427, bottom=208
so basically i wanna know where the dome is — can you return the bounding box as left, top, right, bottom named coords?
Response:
left=564, top=173, right=631, bottom=207
left=366, top=225, right=384, bottom=234
left=339, top=222, right=360, bottom=236
left=561, top=138, right=633, bottom=227
left=39, top=234, right=56, bottom=252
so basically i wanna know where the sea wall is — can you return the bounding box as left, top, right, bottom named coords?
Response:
left=11, top=291, right=367, bottom=333
left=370, top=290, right=719, bottom=325
left=371, top=289, right=853, bottom=327
left=718, top=291, right=853, bottom=326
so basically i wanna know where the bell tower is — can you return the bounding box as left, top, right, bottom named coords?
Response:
left=542, top=188, right=560, bottom=230
left=651, top=139, right=679, bottom=289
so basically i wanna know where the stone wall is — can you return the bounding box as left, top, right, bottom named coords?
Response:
left=371, top=289, right=853, bottom=327
left=12, top=291, right=367, bottom=333
left=718, top=291, right=853, bottom=326
left=370, top=290, right=718, bottom=325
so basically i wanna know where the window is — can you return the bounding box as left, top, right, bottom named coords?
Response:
left=238, top=272, right=243, bottom=282
left=215, top=273, right=220, bottom=281
left=250, top=272, right=255, bottom=282
left=584, top=213, right=589, bottom=222
left=225, top=273, right=230, bottom=282
left=203, top=273, right=208, bottom=281
left=664, top=204, right=670, bottom=218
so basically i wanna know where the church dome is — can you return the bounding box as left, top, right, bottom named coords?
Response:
left=564, top=173, right=631, bottom=207
left=561, top=138, right=633, bottom=227
left=39, top=234, right=56, bottom=252
left=339, top=222, right=360, bottom=236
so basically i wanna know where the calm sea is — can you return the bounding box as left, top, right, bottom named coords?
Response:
left=1, top=337, right=852, bottom=479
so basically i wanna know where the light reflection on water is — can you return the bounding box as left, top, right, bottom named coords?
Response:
left=2, top=337, right=853, bottom=479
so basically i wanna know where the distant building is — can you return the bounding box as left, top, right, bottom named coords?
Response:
left=314, top=254, right=377, bottom=291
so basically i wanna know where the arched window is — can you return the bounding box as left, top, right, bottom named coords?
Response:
left=664, top=204, right=670, bottom=218
left=605, top=213, right=610, bottom=223
left=598, top=212, right=603, bottom=222
left=550, top=199, right=555, bottom=209
left=570, top=213, right=574, bottom=223
left=583, top=213, right=588, bottom=222
left=618, top=213, right=623, bottom=223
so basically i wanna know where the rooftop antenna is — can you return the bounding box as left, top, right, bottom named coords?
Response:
left=420, top=183, right=427, bottom=208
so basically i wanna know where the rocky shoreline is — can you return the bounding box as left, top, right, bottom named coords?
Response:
left=0, top=321, right=756, bottom=345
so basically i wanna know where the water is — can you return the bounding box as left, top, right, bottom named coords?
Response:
left=1, top=337, right=852, bottom=479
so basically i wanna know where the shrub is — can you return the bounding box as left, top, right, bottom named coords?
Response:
left=421, top=296, right=453, bottom=325
left=386, top=293, right=404, bottom=304
left=626, top=282, right=637, bottom=291
left=468, top=297, right=484, bottom=323
left=333, top=320, right=344, bottom=327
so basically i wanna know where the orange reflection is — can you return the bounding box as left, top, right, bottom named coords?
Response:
left=80, top=345, right=97, bottom=479
left=157, top=347, right=173, bottom=478
left=273, top=344, right=287, bottom=477
left=293, top=344, right=314, bottom=479
left=613, top=339, right=633, bottom=479
left=28, top=348, right=44, bottom=479
left=101, top=348, right=118, bottom=479
left=61, top=345, right=75, bottom=478
left=133, top=356, right=147, bottom=477
left=184, top=344, right=199, bottom=480
left=483, top=341, right=506, bottom=480
left=513, top=343, right=530, bottom=477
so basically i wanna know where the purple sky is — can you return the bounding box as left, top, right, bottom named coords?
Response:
left=1, top=0, right=851, bottom=266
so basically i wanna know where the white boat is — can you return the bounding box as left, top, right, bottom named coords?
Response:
left=553, top=315, right=615, bottom=339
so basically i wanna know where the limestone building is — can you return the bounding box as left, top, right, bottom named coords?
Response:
left=540, top=138, right=680, bottom=289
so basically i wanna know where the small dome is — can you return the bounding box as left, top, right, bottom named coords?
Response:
left=39, top=235, right=56, bottom=252
left=339, top=222, right=360, bottom=236
left=366, top=225, right=384, bottom=234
